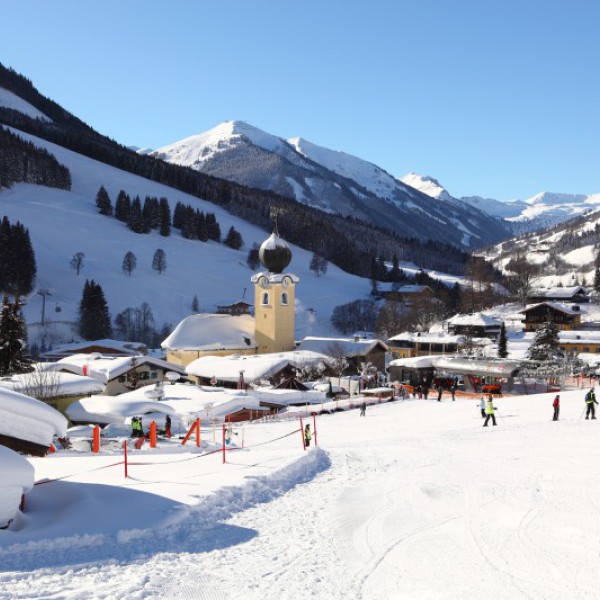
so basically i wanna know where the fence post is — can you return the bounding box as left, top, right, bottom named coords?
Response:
left=222, top=423, right=226, bottom=464
left=92, top=425, right=100, bottom=453
left=312, top=412, right=318, bottom=447
left=150, top=421, right=157, bottom=448
left=123, top=440, right=128, bottom=478
left=299, top=416, right=306, bottom=451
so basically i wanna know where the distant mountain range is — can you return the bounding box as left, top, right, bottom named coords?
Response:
left=150, top=121, right=511, bottom=251
left=399, top=172, right=600, bottom=234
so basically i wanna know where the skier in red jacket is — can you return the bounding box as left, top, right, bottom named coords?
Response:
left=552, top=395, right=560, bottom=421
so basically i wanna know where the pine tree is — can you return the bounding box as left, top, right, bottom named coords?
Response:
left=246, top=244, right=260, bottom=270
left=95, top=186, right=112, bottom=216
left=206, top=213, right=221, bottom=242
left=79, top=280, right=112, bottom=340
left=191, top=294, right=200, bottom=313
left=528, top=321, right=560, bottom=361
left=114, top=190, right=131, bottom=222
left=152, top=248, right=167, bottom=274
left=173, top=202, right=185, bottom=229
left=498, top=321, right=508, bottom=358
left=223, top=226, right=243, bottom=250
left=159, top=198, right=171, bottom=237
left=0, top=296, right=32, bottom=375
left=127, top=196, right=144, bottom=234
left=122, top=251, right=137, bottom=276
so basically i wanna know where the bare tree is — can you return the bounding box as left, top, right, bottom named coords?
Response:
left=122, top=251, right=137, bottom=277
left=505, top=251, right=539, bottom=305
left=70, top=252, right=85, bottom=276
left=324, top=342, right=349, bottom=384
left=152, top=248, right=167, bottom=275
left=20, top=364, right=61, bottom=402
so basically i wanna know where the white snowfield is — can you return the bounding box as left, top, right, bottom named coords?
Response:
left=2, top=388, right=600, bottom=599
left=0, top=446, right=34, bottom=529
left=0, top=387, right=67, bottom=447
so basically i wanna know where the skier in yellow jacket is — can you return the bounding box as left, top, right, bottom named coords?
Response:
left=483, top=395, right=497, bottom=427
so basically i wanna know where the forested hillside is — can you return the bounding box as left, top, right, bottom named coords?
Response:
left=0, top=63, right=472, bottom=277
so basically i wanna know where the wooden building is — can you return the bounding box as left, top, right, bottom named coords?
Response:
left=521, top=302, right=582, bottom=332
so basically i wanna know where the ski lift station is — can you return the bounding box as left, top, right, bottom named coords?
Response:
left=388, top=356, right=525, bottom=394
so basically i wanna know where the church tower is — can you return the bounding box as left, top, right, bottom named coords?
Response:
left=251, top=230, right=299, bottom=354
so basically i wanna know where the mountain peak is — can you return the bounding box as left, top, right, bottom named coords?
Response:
left=401, top=172, right=453, bottom=202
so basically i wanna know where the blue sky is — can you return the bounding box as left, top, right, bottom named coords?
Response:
left=1, top=0, right=598, bottom=199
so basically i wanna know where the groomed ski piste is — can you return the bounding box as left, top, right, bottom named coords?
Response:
left=2, top=388, right=600, bottom=599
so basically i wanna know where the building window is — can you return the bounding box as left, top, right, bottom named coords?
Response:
left=261, top=292, right=270, bottom=305
left=150, top=371, right=158, bottom=379
left=281, top=292, right=288, bottom=305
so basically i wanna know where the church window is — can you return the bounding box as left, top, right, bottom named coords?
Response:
left=281, top=292, right=289, bottom=305
left=261, top=292, right=270, bottom=305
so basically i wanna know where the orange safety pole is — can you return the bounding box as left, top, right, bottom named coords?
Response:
left=222, top=423, right=226, bottom=464
left=123, top=440, right=128, bottom=478
left=92, top=425, right=100, bottom=453
left=195, top=418, right=200, bottom=448
left=181, top=420, right=198, bottom=446
left=312, top=412, right=318, bottom=447
left=299, top=416, right=306, bottom=451
left=149, top=421, right=157, bottom=448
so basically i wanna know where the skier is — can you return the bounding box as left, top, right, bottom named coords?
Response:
left=585, top=387, right=598, bottom=420
left=450, top=384, right=456, bottom=401
left=360, top=401, right=366, bottom=416
left=437, top=385, right=443, bottom=402
left=483, top=395, right=497, bottom=427
left=479, top=396, right=486, bottom=418
left=552, top=395, right=560, bottom=421
left=165, top=414, right=172, bottom=438
left=304, top=424, right=312, bottom=447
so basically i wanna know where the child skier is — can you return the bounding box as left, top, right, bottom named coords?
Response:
left=483, top=395, right=497, bottom=427
left=304, top=424, right=312, bottom=447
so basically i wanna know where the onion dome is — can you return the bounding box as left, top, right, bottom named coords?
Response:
left=259, top=232, right=292, bottom=274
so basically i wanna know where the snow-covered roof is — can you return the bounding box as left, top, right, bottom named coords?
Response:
left=43, top=339, right=147, bottom=359
left=389, top=355, right=522, bottom=376
left=389, top=356, right=437, bottom=369
left=53, top=354, right=185, bottom=383
left=396, top=285, right=433, bottom=294
left=162, top=314, right=256, bottom=351
left=559, top=330, right=600, bottom=344
left=0, top=370, right=105, bottom=397
left=297, top=336, right=388, bottom=356
left=522, top=302, right=582, bottom=316
left=0, top=387, right=68, bottom=447
left=66, top=382, right=274, bottom=424
left=447, top=313, right=502, bottom=327
left=186, top=350, right=328, bottom=383
left=388, top=332, right=464, bottom=344
left=530, top=286, right=587, bottom=298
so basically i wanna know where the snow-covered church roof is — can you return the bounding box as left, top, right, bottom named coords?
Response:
left=162, top=314, right=256, bottom=351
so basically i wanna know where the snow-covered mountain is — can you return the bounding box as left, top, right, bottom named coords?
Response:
left=402, top=171, right=600, bottom=234
left=400, top=173, right=454, bottom=202
left=483, top=204, right=600, bottom=289
left=151, top=121, right=511, bottom=250
left=0, top=124, right=372, bottom=347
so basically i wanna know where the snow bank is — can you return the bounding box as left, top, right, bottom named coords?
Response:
left=0, top=446, right=34, bottom=528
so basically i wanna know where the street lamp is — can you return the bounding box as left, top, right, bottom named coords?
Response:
left=37, top=289, right=51, bottom=326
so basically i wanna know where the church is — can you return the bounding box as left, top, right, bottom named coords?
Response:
left=162, top=229, right=299, bottom=367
